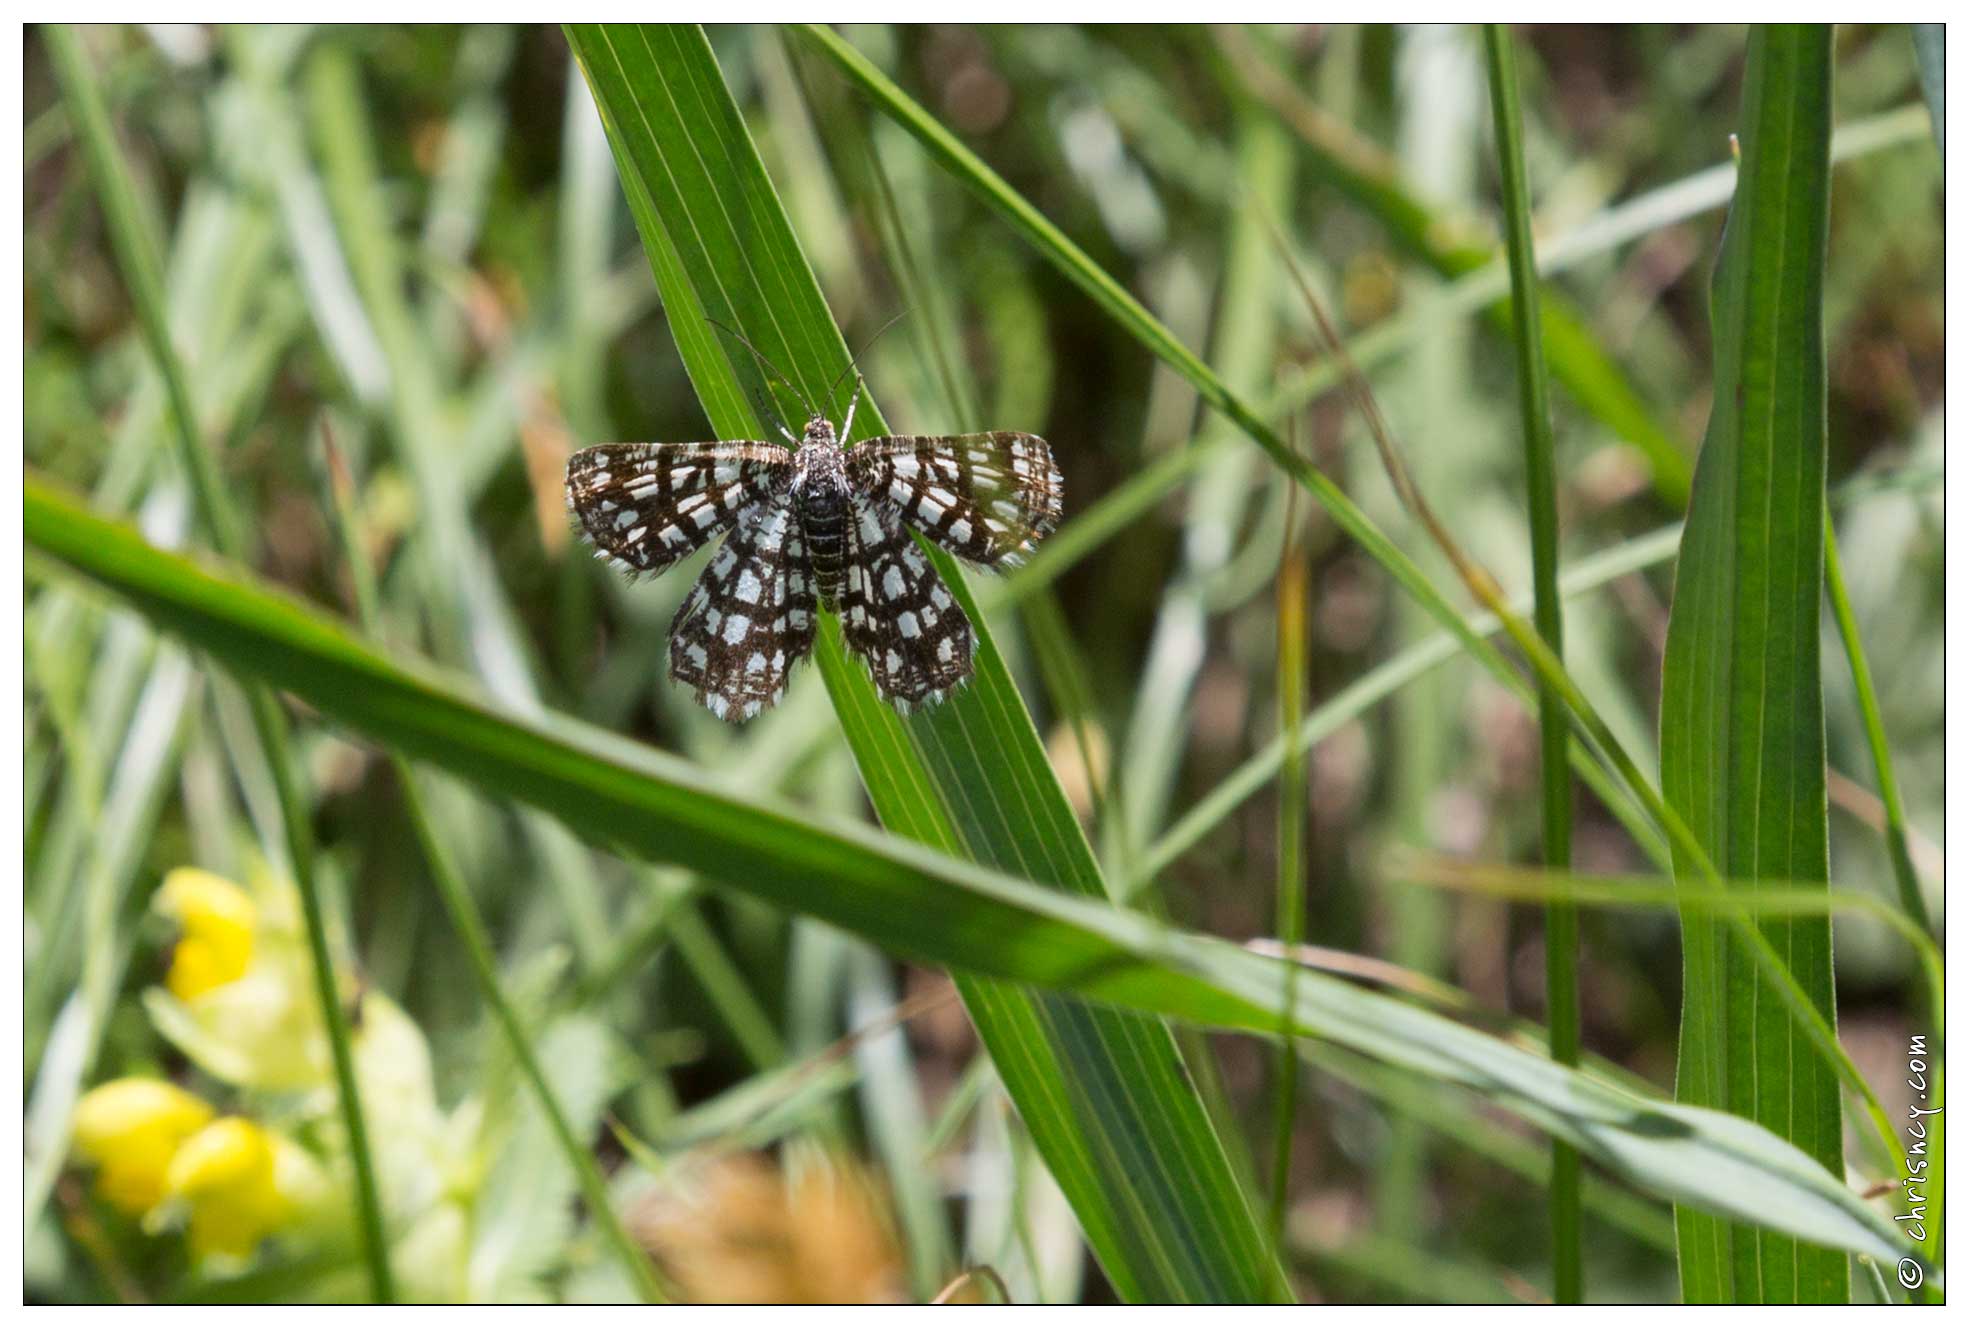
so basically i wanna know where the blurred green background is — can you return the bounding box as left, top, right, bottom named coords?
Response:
left=23, top=23, right=1942, bottom=1303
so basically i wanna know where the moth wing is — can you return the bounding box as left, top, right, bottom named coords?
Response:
left=845, top=432, right=1062, bottom=569
left=835, top=492, right=975, bottom=711
left=667, top=497, right=817, bottom=722
left=566, top=441, right=791, bottom=577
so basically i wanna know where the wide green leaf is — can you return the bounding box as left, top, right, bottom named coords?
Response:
left=562, top=23, right=1288, bottom=1302
left=25, top=474, right=1921, bottom=1275
left=1660, top=26, right=1846, bottom=1303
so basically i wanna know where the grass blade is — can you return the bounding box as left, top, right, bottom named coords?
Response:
left=1912, top=25, right=1943, bottom=152
left=1389, top=861, right=1940, bottom=1040
left=978, top=100, right=1930, bottom=627
left=23, top=474, right=1924, bottom=1275
left=563, top=23, right=1290, bottom=1301
left=1482, top=24, right=1579, bottom=1304
left=807, top=23, right=1899, bottom=1165
left=795, top=23, right=1580, bottom=817
left=1658, top=26, right=1847, bottom=1303
left=46, top=27, right=394, bottom=1301
left=1267, top=500, right=1309, bottom=1237
left=1133, top=519, right=1686, bottom=899
left=1215, top=25, right=1694, bottom=506
left=319, top=435, right=670, bottom=1303
left=1822, top=524, right=1935, bottom=936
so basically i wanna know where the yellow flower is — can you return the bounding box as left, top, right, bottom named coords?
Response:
left=156, top=868, right=257, bottom=999
left=144, top=865, right=320, bottom=1090
left=71, top=1078, right=215, bottom=1216
left=164, top=1117, right=291, bottom=1260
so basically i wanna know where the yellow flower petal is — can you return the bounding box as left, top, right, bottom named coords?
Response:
left=71, top=1078, right=215, bottom=1217
left=166, top=1117, right=290, bottom=1260
left=156, top=868, right=257, bottom=999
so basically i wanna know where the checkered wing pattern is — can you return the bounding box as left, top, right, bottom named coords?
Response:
left=667, top=499, right=818, bottom=722
left=565, top=441, right=792, bottom=577
left=838, top=495, right=975, bottom=711
left=845, top=431, right=1063, bottom=568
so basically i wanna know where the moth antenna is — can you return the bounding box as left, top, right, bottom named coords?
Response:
left=840, top=371, right=864, bottom=442
left=708, top=318, right=819, bottom=424
left=824, top=310, right=910, bottom=421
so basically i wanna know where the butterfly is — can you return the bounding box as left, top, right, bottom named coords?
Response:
left=565, top=366, right=1062, bottom=722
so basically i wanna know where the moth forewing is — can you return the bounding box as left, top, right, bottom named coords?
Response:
left=845, top=431, right=1064, bottom=569
left=564, top=440, right=792, bottom=578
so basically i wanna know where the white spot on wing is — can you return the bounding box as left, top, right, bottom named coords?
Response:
left=858, top=506, right=886, bottom=546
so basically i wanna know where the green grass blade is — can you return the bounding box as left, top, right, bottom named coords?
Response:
left=1482, top=24, right=1580, bottom=1304
left=1822, top=522, right=1934, bottom=936
left=1389, top=862, right=1941, bottom=1043
left=23, top=637, right=197, bottom=1224
left=46, top=27, right=394, bottom=1301
left=1304, top=1043, right=1676, bottom=1255
left=1267, top=515, right=1309, bottom=1237
left=1263, top=116, right=1905, bottom=1189
left=23, top=474, right=1924, bottom=1275
left=812, top=24, right=1903, bottom=1189
left=1911, top=25, right=1943, bottom=151
left=981, top=100, right=1929, bottom=626
left=1133, top=521, right=1688, bottom=896
left=796, top=23, right=1568, bottom=809
left=1134, top=450, right=1939, bottom=911
left=1659, top=26, right=1847, bottom=1303
left=1214, top=26, right=1694, bottom=506
left=320, top=439, right=670, bottom=1303
left=563, top=22, right=1290, bottom=1302
left=1115, top=113, right=1289, bottom=863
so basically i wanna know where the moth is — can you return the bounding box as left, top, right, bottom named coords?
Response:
left=565, top=352, right=1062, bottom=722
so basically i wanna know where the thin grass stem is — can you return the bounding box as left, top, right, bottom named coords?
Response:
left=1482, top=24, right=1580, bottom=1304
left=1822, top=517, right=1935, bottom=937
left=318, top=428, right=671, bottom=1303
